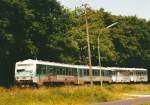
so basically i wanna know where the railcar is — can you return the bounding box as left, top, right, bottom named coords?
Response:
left=15, top=59, right=148, bottom=86
left=110, top=67, right=148, bottom=83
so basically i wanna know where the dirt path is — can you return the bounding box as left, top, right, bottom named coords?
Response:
left=92, top=97, right=150, bottom=105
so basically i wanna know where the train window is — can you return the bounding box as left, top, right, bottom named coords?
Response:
left=138, top=72, right=140, bottom=76
left=96, top=70, right=100, bottom=76
left=47, top=65, right=53, bottom=74
left=66, top=68, right=69, bottom=75
left=72, top=68, right=76, bottom=76
left=69, top=68, right=72, bottom=75
left=61, top=68, right=65, bottom=75
left=79, top=69, right=83, bottom=76
left=73, top=68, right=77, bottom=76
left=60, top=68, right=63, bottom=75
left=64, top=68, right=67, bottom=75
left=142, top=72, right=144, bottom=75
left=68, top=69, right=72, bottom=75
left=98, top=70, right=100, bottom=76
left=55, top=67, right=58, bottom=74
left=84, top=70, right=86, bottom=76
left=65, top=68, right=72, bottom=76
left=71, top=69, right=74, bottom=76
left=52, top=66, right=57, bottom=75
left=65, top=68, right=69, bottom=75
left=57, top=67, right=61, bottom=75
left=66, top=68, right=70, bottom=76
left=36, top=64, right=41, bottom=75
left=83, top=69, right=89, bottom=76
left=76, top=69, right=81, bottom=76
left=36, top=64, right=47, bottom=75
left=92, top=70, right=95, bottom=76
left=42, top=69, right=46, bottom=74
left=93, top=70, right=99, bottom=76
left=103, top=71, right=106, bottom=76
left=84, top=69, right=87, bottom=76
left=95, top=70, right=97, bottom=76
left=71, top=68, right=74, bottom=75
left=82, top=69, right=84, bottom=76
left=78, top=69, right=81, bottom=76
left=57, top=68, right=60, bottom=75
left=136, top=72, right=138, bottom=75
left=107, top=71, right=110, bottom=76
left=76, top=69, right=79, bottom=76
left=104, top=71, right=108, bottom=76
left=60, top=67, right=64, bottom=75
left=71, top=69, right=73, bottom=75
left=139, top=72, right=141, bottom=76
left=41, top=65, right=46, bottom=74
left=101, top=70, right=104, bottom=76
left=87, top=70, right=89, bottom=76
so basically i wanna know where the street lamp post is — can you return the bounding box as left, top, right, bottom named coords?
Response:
left=98, top=22, right=118, bottom=88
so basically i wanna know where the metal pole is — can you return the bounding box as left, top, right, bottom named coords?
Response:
left=98, top=22, right=118, bottom=88
left=83, top=4, right=93, bottom=86
left=98, top=32, right=102, bottom=88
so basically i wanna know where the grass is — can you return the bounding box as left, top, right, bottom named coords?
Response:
left=0, top=84, right=150, bottom=105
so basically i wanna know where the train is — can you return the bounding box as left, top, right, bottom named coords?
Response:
left=15, top=59, right=148, bottom=86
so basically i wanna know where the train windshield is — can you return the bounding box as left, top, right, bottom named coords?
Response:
left=17, top=69, right=25, bottom=72
left=15, top=64, right=34, bottom=76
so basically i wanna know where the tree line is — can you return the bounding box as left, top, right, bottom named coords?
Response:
left=0, top=0, right=150, bottom=87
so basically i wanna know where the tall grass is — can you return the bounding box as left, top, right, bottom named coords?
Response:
left=0, top=84, right=150, bottom=105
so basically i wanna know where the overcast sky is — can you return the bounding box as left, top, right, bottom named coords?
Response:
left=57, top=0, right=150, bottom=20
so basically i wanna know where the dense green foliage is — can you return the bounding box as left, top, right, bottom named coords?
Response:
left=0, top=0, right=150, bottom=86
left=67, top=8, right=150, bottom=68
left=0, top=0, right=71, bottom=86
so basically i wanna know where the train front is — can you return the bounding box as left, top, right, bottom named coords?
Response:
left=15, top=60, right=37, bottom=86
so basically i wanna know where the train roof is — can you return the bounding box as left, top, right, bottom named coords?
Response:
left=16, top=59, right=147, bottom=71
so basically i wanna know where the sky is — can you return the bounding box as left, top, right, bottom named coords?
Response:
left=57, top=0, right=150, bottom=21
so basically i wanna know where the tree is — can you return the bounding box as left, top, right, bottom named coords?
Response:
left=0, top=0, right=71, bottom=87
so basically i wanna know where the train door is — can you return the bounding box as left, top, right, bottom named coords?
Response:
left=75, top=68, right=79, bottom=84
left=75, top=68, right=83, bottom=84
left=112, top=71, right=117, bottom=82
left=130, top=71, right=134, bottom=82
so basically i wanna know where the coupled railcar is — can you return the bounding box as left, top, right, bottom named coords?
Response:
left=15, top=59, right=148, bottom=86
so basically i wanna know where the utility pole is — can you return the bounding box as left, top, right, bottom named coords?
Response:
left=83, top=4, right=93, bottom=86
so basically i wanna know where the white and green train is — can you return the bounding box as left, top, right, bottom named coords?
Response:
left=15, top=59, right=148, bottom=86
